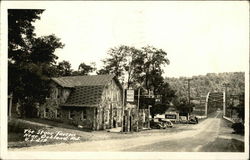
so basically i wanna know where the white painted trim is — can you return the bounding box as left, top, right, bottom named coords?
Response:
left=55, top=109, right=58, bottom=118
left=44, top=108, right=46, bottom=118
left=81, top=110, right=87, bottom=121
left=205, top=92, right=210, bottom=116
left=223, top=116, right=235, bottom=123
left=223, top=91, right=226, bottom=116
left=68, top=110, right=72, bottom=120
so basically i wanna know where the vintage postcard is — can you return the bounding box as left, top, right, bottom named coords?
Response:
left=0, top=1, right=249, bottom=160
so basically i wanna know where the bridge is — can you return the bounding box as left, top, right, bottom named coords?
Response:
left=193, top=92, right=226, bottom=117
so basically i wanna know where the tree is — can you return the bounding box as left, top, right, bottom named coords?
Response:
left=173, top=97, right=194, bottom=114
left=165, top=72, right=245, bottom=99
left=56, top=60, right=73, bottom=76
left=97, top=45, right=140, bottom=87
left=8, top=9, right=64, bottom=117
left=74, top=62, right=96, bottom=76
left=98, top=45, right=170, bottom=90
left=149, top=82, right=176, bottom=117
left=8, top=9, right=44, bottom=62
left=138, top=46, right=170, bottom=92
left=99, top=45, right=173, bottom=117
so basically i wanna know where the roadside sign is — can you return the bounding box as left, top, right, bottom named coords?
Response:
left=155, top=95, right=162, bottom=104
left=165, top=114, right=176, bottom=119
left=126, top=89, right=134, bottom=102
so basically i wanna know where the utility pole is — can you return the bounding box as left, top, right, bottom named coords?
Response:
left=224, top=83, right=230, bottom=106
left=137, top=88, right=140, bottom=132
left=187, top=78, right=192, bottom=118
left=187, top=79, right=192, bottom=105
left=223, top=83, right=230, bottom=117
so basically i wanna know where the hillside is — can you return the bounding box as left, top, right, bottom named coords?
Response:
left=165, top=72, right=245, bottom=99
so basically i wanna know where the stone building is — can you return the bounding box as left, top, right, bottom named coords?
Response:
left=39, top=74, right=123, bottom=130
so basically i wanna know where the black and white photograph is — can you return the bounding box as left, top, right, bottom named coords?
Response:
left=0, top=1, right=249, bottom=160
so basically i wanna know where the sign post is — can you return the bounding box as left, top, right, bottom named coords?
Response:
left=126, top=89, right=134, bottom=102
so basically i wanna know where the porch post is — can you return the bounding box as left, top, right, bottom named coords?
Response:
left=93, top=107, right=96, bottom=130
left=8, top=93, right=13, bottom=118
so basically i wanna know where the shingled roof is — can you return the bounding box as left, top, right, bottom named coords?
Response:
left=61, top=85, right=104, bottom=107
left=52, top=74, right=121, bottom=107
left=51, top=74, right=116, bottom=88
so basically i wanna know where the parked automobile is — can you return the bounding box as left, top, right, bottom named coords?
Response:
left=179, top=116, right=188, bottom=124
left=161, top=119, right=174, bottom=128
left=188, top=118, right=197, bottom=124
left=150, top=120, right=165, bottom=129
left=188, top=116, right=198, bottom=124
left=150, top=118, right=174, bottom=129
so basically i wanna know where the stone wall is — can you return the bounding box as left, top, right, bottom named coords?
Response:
left=60, top=107, right=95, bottom=129
left=39, top=82, right=71, bottom=119
left=97, top=79, right=123, bottom=130
left=39, top=79, right=124, bottom=131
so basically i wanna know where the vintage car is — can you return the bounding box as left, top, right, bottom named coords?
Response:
left=161, top=119, right=174, bottom=128
left=150, top=118, right=174, bottom=129
left=179, top=116, right=189, bottom=124
left=188, top=115, right=198, bottom=124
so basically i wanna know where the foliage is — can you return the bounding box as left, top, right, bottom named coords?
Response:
left=231, top=122, right=244, bottom=135
left=165, top=72, right=245, bottom=99
left=55, top=60, right=73, bottom=76
left=138, top=46, right=170, bottom=91
left=99, top=45, right=173, bottom=115
left=97, top=45, right=140, bottom=87
left=165, top=72, right=244, bottom=114
left=149, top=82, right=177, bottom=116
left=73, top=62, right=96, bottom=76
left=8, top=9, right=64, bottom=117
left=98, top=45, right=170, bottom=90
left=8, top=9, right=44, bottom=61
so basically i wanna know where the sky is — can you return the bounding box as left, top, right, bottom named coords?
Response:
left=4, top=1, right=250, bottom=78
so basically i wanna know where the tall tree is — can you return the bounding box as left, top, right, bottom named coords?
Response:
left=8, top=9, right=44, bottom=62
left=75, top=62, right=96, bottom=76
left=8, top=9, right=64, bottom=117
left=99, top=45, right=173, bottom=116
left=138, top=46, right=170, bottom=92
left=97, top=45, right=139, bottom=87
left=149, top=82, right=177, bottom=117
left=98, top=45, right=170, bottom=90
left=56, top=60, right=73, bottom=76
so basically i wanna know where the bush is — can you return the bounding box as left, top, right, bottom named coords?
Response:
left=231, top=122, right=244, bottom=134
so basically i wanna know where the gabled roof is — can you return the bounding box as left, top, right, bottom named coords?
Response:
left=52, top=74, right=122, bottom=107
left=51, top=74, right=116, bottom=88
left=61, top=85, right=104, bottom=107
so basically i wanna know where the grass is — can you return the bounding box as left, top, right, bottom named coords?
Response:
left=8, top=118, right=48, bottom=148
left=22, top=117, right=92, bottom=132
left=201, top=138, right=244, bottom=152
left=8, top=118, right=91, bottom=148
left=8, top=118, right=45, bottom=142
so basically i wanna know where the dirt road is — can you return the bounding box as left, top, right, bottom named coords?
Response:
left=10, top=111, right=244, bottom=152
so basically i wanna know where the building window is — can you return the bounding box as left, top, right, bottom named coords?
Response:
left=69, top=110, right=75, bottom=119
left=105, top=110, right=109, bottom=123
left=81, top=109, right=87, bottom=121
left=55, top=109, right=61, bottom=118
left=44, top=108, right=49, bottom=118
left=51, top=88, right=58, bottom=99
left=57, top=88, right=62, bottom=99
left=116, top=91, right=119, bottom=101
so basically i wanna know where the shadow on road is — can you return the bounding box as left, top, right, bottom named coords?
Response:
left=200, top=138, right=244, bottom=152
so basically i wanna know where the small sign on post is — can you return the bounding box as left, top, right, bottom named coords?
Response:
left=155, top=95, right=162, bottom=104
left=126, top=89, right=134, bottom=102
